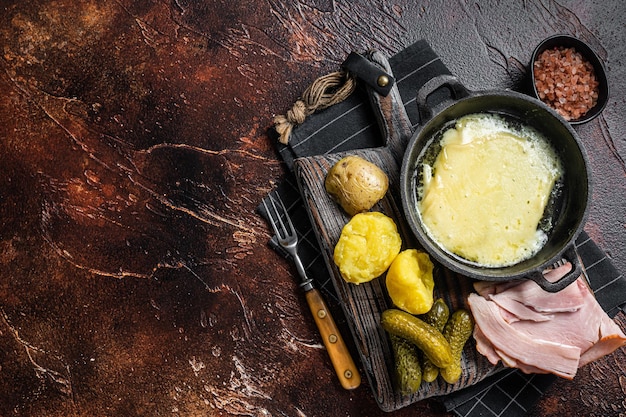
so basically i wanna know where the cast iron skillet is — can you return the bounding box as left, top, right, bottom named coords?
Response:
left=400, top=74, right=591, bottom=292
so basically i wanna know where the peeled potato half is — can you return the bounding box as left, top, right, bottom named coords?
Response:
left=333, top=212, right=401, bottom=284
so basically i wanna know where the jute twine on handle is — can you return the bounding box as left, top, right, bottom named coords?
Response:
left=273, top=70, right=357, bottom=145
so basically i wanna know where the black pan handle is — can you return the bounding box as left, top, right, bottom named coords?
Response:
left=528, top=245, right=582, bottom=292
left=416, top=74, right=470, bottom=122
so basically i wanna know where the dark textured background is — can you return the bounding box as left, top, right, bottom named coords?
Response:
left=1, top=1, right=624, bottom=416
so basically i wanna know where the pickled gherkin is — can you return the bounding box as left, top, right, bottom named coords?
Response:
left=419, top=298, right=450, bottom=382
left=421, top=298, right=450, bottom=331
left=389, top=334, right=422, bottom=395
left=440, top=309, right=474, bottom=383
left=381, top=309, right=453, bottom=369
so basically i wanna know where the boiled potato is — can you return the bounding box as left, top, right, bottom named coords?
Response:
left=386, top=249, right=435, bottom=315
left=333, top=212, right=401, bottom=284
left=325, top=155, right=389, bottom=216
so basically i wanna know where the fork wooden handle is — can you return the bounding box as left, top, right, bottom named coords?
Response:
left=305, top=288, right=361, bottom=390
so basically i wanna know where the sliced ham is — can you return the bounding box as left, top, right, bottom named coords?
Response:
left=473, top=326, right=501, bottom=365
left=578, top=296, right=626, bottom=367
left=488, top=295, right=553, bottom=323
left=468, top=292, right=582, bottom=379
left=468, top=264, right=626, bottom=379
left=495, top=274, right=584, bottom=314
left=507, top=279, right=603, bottom=353
left=478, top=264, right=584, bottom=314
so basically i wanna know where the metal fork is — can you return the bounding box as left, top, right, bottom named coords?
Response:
left=263, top=194, right=361, bottom=390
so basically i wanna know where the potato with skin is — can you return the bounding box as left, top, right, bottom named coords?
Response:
left=325, top=156, right=389, bottom=216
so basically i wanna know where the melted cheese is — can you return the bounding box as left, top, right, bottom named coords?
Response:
left=418, top=114, right=562, bottom=267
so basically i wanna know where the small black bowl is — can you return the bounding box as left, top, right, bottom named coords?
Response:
left=530, top=34, right=608, bottom=124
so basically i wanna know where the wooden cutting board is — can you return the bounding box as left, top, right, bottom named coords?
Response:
left=293, top=51, right=500, bottom=411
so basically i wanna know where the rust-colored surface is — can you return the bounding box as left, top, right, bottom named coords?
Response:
left=0, top=1, right=624, bottom=416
